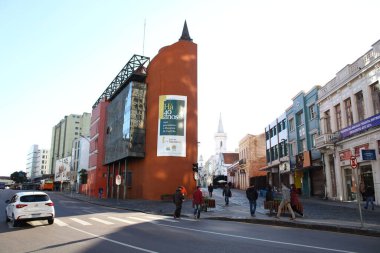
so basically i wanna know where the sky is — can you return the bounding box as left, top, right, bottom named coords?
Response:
left=1, top=0, right=380, bottom=177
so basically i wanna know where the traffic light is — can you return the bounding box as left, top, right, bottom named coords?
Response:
left=192, top=163, right=198, bottom=172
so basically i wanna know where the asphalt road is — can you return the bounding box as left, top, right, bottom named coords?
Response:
left=1, top=190, right=379, bottom=253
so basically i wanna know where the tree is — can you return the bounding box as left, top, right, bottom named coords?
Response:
left=79, top=169, right=87, bottom=184
left=10, top=171, right=27, bottom=184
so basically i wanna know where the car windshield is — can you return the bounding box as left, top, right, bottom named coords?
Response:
left=20, top=195, right=49, bottom=202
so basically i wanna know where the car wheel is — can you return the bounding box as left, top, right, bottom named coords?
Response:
left=48, top=218, right=54, bottom=225
left=12, top=214, right=19, bottom=227
left=5, top=211, right=10, bottom=222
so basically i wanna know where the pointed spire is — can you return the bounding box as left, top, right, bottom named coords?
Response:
left=179, top=20, right=192, bottom=42
left=217, top=113, right=224, bottom=133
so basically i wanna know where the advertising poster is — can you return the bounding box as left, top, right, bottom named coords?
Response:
left=157, top=95, right=187, bottom=157
left=54, top=157, right=71, bottom=182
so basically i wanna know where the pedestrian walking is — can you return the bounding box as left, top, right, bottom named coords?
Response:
left=222, top=184, right=232, bottom=206
left=208, top=183, right=214, bottom=197
left=246, top=184, right=258, bottom=217
left=98, top=187, right=103, bottom=199
left=290, top=184, right=303, bottom=217
left=359, top=181, right=366, bottom=201
left=173, top=186, right=185, bottom=218
left=275, top=183, right=296, bottom=220
left=192, top=186, right=204, bottom=219
left=364, top=185, right=375, bottom=210
left=265, top=185, right=275, bottom=215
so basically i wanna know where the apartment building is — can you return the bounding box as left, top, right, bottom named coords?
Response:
left=287, top=86, right=322, bottom=197
left=316, top=40, right=380, bottom=204
left=25, top=144, right=50, bottom=180
left=49, top=113, right=91, bottom=189
left=261, top=113, right=289, bottom=190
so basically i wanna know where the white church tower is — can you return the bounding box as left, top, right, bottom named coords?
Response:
left=214, top=113, right=227, bottom=155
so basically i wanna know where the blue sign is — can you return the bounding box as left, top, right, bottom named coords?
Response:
left=361, top=149, right=376, bottom=161
left=340, top=113, right=380, bottom=139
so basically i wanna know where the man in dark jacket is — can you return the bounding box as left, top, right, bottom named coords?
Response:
left=246, top=184, right=258, bottom=217
left=364, top=185, right=375, bottom=210
left=173, top=186, right=185, bottom=218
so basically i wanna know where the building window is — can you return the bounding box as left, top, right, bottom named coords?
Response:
left=288, top=143, right=292, bottom=156
left=300, top=139, right=306, bottom=151
left=309, top=105, right=316, bottom=120
left=371, top=81, right=380, bottom=114
left=289, top=118, right=295, bottom=132
left=356, top=91, right=365, bottom=121
left=325, top=110, right=332, bottom=133
left=335, top=104, right=342, bottom=130
left=274, top=145, right=278, bottom=160
left=311, top=133, right=317, bottom=148
left=344, top=98, right=353, bottom=126
left=296, top=111, right=304, bottom=126
left=127, top=171, right=132, bottom=187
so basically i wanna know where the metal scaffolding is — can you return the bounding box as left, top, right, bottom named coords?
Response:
left=92, top=54, right=150, bottom=108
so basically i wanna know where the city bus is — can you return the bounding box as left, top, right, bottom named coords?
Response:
left=40, top=179, right=54, bottom=191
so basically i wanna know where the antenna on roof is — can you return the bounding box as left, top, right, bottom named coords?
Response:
left=142, top=18, right=146, bottom=55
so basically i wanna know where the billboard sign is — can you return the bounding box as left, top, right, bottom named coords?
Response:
left=157, top=95, right=187, bottom=157
left=55, top=157, right=71, bottom=181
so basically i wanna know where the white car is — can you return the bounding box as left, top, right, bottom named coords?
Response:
left=5, top=191, right=55, bottom=227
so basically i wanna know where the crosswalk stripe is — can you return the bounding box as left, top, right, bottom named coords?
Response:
left=108, top=217, right=137, bottom=224
left=142, top=215, right=179, bottom=223
left=90, top=217, right=114, bottom=225
left=70, top=218, right=92, bottom=226
left=127, top=216, right=157, bottom=223
left=54, top=218, right=68, bottom=227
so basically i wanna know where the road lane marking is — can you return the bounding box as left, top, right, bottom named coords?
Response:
left=157, top=224, right=358, bottom=253
left=108, top=217, right=137, bottom=224
left=70, top=218, right=92, bottom=226
left=65, top=225, right=159, bottom=253
left=54, top=218, right=68, bottom=227
left=89, top=217, right=114, bottom=225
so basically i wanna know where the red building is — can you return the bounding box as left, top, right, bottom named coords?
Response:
left=84, top=21, right=198, bottom=200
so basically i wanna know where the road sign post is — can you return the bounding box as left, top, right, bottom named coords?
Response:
left=116, top=175, right=121, bottom=204
left=351, top=155, right=363, bottom=227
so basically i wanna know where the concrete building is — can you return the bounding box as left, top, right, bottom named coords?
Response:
left=316, top=39, right=380, bottom=204
left=84, top=21, right=198, bottom=200
left=287, top=86, right=322, bottom=197
left=25, top=144, right=50, bottom=180
left=71, top=136, right=90, bottom=193
left=229, top=134, right=266, bottom=190
left=261, top=113, right=290, bottom=190
left=49, top=113, right=91, bottom=189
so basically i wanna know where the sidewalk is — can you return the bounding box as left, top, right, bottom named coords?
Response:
left=60, top=187, right=380, bottom=237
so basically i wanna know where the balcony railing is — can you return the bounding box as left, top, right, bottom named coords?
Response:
left=315, top=133, right=340, bottom=149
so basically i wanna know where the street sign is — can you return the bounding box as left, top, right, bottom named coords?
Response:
left=350, top=156, right=358, bottom=169
left=115, top=175, right=121, bottom=185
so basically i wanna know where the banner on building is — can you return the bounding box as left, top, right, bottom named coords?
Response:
left=157, top=95, right=187, bottom=157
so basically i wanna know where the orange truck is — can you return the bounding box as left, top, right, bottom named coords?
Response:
left=40, top=179, right=54, bottom=191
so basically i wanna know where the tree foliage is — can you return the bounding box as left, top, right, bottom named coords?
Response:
left=10, top=171, right=27, bottom=184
